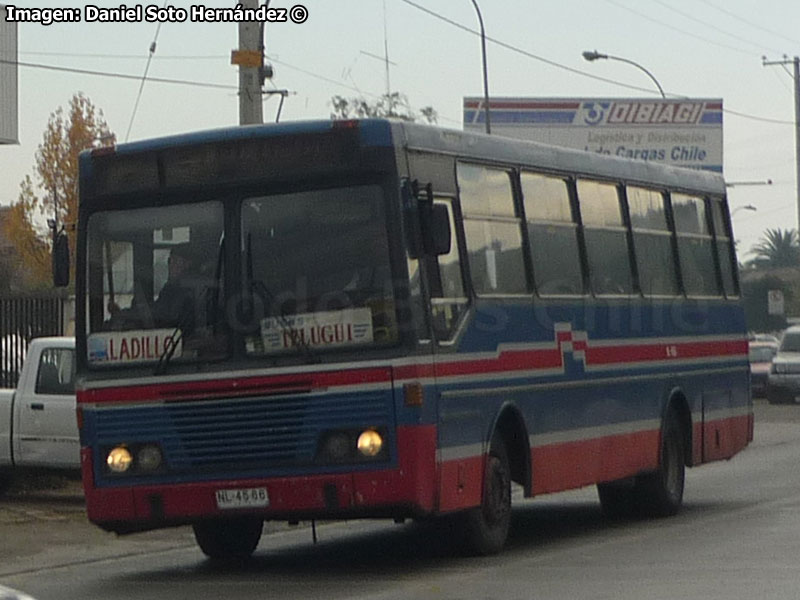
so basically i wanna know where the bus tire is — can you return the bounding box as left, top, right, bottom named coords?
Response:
left=635, top=410, right=685, bottom=517
left=463, top=435, right=511, bottom=555
left=192, top=517, right=263, bottom=560
left=0, top=471, right=12, bottom=497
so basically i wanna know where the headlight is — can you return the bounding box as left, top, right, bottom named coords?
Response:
left=357, top=430, right=383, bottom=457
left=316, top=428, right=388, bottom=463
left=106, top=446, right=133, bottom=473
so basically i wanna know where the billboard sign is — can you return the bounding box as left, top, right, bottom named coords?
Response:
left=0, top=4, right=18, bottom=145
left=464, top=97, right=723, bottom=172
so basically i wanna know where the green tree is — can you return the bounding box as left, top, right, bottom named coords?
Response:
left=4, top=93, right=115, bottom=289
left=741, top=275, right=791, bottom=332
left=747, top=228, right=799, bottom=269
left=330, top=92, right=438, bottom=124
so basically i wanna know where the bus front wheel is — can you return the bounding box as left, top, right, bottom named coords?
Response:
left=192, top=517, right=263, bottom=560
left=463, top=435, right=511, bottom=555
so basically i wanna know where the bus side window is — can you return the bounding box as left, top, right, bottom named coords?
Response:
left=710, top=198, right=738, bottom=298
left=520, top=172, right=583, bottom=296
left=426, top=200, right=468, bottom=341
left=672, top=194, right=722, bottom=297
left=627, top=186, right=679, bottom=297
left=457, top=163, right=527, bottom=296
left=577, top=179, right=634, bottom=296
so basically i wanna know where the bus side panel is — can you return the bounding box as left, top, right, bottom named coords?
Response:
left=701, top=369, right=752, bottom=463
left=531, top=429, right=660, bottom=495
left=432, top=300, right=748, bottom=502
left=436, top=393, right=493, bottom=513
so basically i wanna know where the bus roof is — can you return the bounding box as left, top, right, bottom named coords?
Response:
left=83, top=118, right=726, bottom=197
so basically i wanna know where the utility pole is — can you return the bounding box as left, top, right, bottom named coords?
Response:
left=234, top=0, right=263, bottom=125
left=763, top=56, right=800, bottom=233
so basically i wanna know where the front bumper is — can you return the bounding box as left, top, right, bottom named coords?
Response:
left=82, top=425, right=437, bottom=533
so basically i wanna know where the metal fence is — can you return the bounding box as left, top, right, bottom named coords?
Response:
left=0, top=295, right=66, bottom=388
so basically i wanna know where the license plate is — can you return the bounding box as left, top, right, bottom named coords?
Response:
left=215, top=487, right=269, bottom=509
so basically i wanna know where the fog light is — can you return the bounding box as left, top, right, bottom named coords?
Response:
left=107, top=446, right=133, bottom=473
left=320, top=432, right=352, bottom=462
left=137, top=445, right=163, bottom=472
left=357, top=430, right=383, bottom=457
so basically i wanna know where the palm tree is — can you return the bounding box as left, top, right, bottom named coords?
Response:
left=748, top=228, right=800, bottom=268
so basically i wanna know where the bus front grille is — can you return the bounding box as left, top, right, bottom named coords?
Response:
left=92, top=390, right=394, bottom=476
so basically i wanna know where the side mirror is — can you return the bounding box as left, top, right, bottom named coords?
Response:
left=402, top=179, right=452, bottom=258
left=53, top=231, right=70, bottom=287
left=424, top=204, right=451, bottom=256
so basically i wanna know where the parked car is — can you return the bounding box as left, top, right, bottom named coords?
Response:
left=749, top=332, right=781, bottom=345
left=0, top=337, right=77, bottom=494
left=766, top=326, right=800, bottom=404
left=749, top=340, right=778, bottom=398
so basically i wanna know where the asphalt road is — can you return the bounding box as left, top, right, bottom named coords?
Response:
left=2, top=398, right=799, bottom=600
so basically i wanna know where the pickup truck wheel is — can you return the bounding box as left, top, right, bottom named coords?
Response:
left=192, top=517, right=263, bottom=560
left=462, top=435, right=511, bottom=555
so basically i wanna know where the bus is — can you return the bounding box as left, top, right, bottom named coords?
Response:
left=70, top=118, right=751, bottom=559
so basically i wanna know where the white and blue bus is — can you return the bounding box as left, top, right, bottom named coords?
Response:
left=72, top=119, right=751, bottom=558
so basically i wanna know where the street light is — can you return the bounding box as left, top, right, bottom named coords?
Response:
left=471, top=0, right=491, bottom=134
left=726, top=179, right=773, bottom=188
left=582, top=50, right=666, bottom=99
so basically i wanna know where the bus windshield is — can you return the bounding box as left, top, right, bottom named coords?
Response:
left=241, top=184, right=398, bottom=355
left=85, top=201, right=226, bottom=366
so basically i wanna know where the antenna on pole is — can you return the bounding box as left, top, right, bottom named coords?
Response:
left=383, top=0, right=390, bottom=96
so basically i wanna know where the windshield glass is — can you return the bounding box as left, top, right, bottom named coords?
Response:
left=85, top=201, right=226, bottom=366
left=241, top=184, right=398, bottom=355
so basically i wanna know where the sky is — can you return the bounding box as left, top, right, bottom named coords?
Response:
left=1, top=0, right=799, bottom=258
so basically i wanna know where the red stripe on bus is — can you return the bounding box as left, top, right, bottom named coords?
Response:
left=78, top=337, right=746, bottom=405
left=79, top=367, right=393, bottom=404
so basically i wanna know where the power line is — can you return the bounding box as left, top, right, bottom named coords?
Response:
left=649, top=0, right=784, bottom=56
left=10, top=12, right=798, bottom=129
left=399, top=0, right=659, bottom=96
left=20, top=51, right=223, bottom=60
left=126, top=3, right=168, bottom=141
left=602, top=0, right=756, bottom=57
left=697, top=0, right=800, bottom=48
left=0, top=58, right=237, bottom=90
left=399, top=0, right=794, bottom=126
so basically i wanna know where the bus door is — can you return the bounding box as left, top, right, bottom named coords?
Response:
left=417, top=198, right=481, bottom=512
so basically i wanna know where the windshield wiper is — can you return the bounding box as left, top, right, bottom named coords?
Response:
left=154, top=238, right=226, bottom=376
left=246, top=234, right=319, bottom=364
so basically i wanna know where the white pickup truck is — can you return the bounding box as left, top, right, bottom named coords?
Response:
left=0, top=337, right=78, bottom=493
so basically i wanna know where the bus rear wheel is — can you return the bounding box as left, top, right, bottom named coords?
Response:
left=192, top=517, right=263, bottom=560
left=463, top=435, right=511, bottom=555
left=597, top=410, right=685, bottom=518
left=635, top=410, right=685, bottom=517
left=0, top=471, right=12, bottom=497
